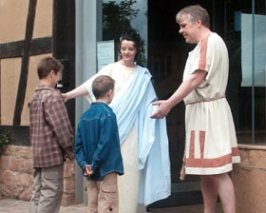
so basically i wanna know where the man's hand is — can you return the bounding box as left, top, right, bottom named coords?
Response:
left=150, top=100, right=171, bottom=119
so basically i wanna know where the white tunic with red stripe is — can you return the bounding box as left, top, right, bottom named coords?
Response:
left=183, top=32, right=240, bottom=175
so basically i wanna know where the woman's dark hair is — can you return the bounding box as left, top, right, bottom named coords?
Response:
left=118, top=29, right=145, bottom=65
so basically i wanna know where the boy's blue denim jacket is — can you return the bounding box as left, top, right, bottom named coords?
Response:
left=75, top=102, right=124, bottom=180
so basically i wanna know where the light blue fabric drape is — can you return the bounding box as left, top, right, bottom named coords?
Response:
left=110, top=67, right=171, bottom=205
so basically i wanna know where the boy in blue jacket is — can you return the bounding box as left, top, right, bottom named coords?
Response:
left=75, top=75, right=124, bottom=213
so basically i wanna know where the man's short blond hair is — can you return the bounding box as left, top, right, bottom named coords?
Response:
left=176, top=5, right=210, bottom=28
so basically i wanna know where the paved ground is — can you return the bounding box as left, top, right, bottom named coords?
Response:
left=0, top=198, right=223, bottom=213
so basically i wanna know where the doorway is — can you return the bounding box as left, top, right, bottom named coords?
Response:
left=74, top=0, right=247, bottom=207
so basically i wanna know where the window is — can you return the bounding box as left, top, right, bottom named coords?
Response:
left=225, top=0, right=266, bottom=144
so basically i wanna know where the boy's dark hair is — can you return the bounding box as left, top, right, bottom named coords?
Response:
left=37, top=57, right=64, bottom=79
left=92, top=75, right=115, bottom=99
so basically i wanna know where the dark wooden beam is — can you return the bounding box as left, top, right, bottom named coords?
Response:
left=13, top=0, right=37, bottom=125
left=0, top=37, right=52, bottom=59
left=0, top=41, right=24, bottom=58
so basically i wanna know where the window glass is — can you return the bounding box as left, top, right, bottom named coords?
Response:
left=101, top=0, right=147, bottom=65
left=225, top=0, right=266, bottom=144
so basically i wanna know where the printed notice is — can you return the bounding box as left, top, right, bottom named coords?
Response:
left=97, top=40, right=115, bottom=70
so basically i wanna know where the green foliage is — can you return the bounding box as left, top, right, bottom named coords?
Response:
left=0, top=130, right=10, bottom=153
left=102, top=0, right=139, bottom=40
left=102, top=0, right=146, bottom=65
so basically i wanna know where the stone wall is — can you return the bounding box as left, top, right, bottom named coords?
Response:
left=0, top=145, right=75, bottom=206
left=232, top=145, right=266, bottom=213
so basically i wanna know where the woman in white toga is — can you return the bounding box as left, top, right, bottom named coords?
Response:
left=64, top=29, right=170, bottom=213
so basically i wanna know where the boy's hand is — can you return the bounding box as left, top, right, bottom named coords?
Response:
left=84, top=165, right=93, bottom=176
left=63, top=150, right=74, bottom=161
left=68, top=152, right=75, bottom=161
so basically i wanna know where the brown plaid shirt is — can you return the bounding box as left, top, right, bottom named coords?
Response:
left=28, top=86, right=74, bottom=168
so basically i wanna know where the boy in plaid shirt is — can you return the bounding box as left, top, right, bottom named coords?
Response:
left=28, top=57, right=74, bottom=213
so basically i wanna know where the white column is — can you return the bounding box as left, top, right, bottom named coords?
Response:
left=75, top=0, right=102, bottom=204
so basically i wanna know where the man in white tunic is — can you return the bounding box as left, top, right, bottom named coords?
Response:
left=152, top=5, right=240, bottom=213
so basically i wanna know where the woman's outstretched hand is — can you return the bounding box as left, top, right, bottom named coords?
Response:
left=61, top=93, right=69, bottom=102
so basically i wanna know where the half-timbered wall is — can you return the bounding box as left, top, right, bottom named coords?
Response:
left=0, top=0, right=75, bottom=205
left=0, top=0, right=52, bottom=125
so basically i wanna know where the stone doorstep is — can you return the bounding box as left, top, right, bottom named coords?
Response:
left=0, top=198, right=223, bottom=213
